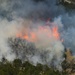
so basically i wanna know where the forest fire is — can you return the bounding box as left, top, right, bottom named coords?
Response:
left=16, top=31, right=37, bottom=42
left=16, top=25, right=60, bottom=43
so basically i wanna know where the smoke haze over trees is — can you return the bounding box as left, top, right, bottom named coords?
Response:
left=0, top=0, right=75, bottom=71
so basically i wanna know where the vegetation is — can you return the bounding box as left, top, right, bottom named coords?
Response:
left=0, top=58, right=67, bottom=75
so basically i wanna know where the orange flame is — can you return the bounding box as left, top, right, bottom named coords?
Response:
left=16, top=32, right=37, bottom=42
left=16, top=26, right=60, bottom=42
left=52, top=26, right=60, bottom=40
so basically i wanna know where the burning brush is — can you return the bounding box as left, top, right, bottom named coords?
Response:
left=7, top=19, right=64, bottom=71
left=0, top=16, right=64, bottom=71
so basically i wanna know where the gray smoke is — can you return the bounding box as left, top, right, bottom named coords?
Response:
left=0, top=0, right=75, bottom=70
left=0, top=18, right=23, bottom=61
left=0, top=17, right=65, bottom=70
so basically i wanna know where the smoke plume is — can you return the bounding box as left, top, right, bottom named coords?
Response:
left=0, top=0, right=75, bottom=70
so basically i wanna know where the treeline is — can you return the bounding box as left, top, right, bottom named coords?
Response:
left=0, top=58, right=67, bottom=75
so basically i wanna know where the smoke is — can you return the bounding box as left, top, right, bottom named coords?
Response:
left=7, top=18, right=64, bottom=70
left=0, top=0, right=75, bottom=70
left=0, top=18, right=22, bottom=61
left=0, top=0, right=66, bottom=19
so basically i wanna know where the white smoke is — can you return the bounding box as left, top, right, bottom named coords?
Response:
left=6, top=17, right=64, bottom=70
left=0, top=0, right=75, bottom=70
left=0, top=18, right=22, bottom=61
left=27, top=19, right=64, bottom=70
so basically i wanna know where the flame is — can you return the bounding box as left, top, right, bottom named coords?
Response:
left=16, top=32, right=37, bottom=42
left=16, top=25, right=60, bottom=42
left=52, top=26, right=60, bottom=40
